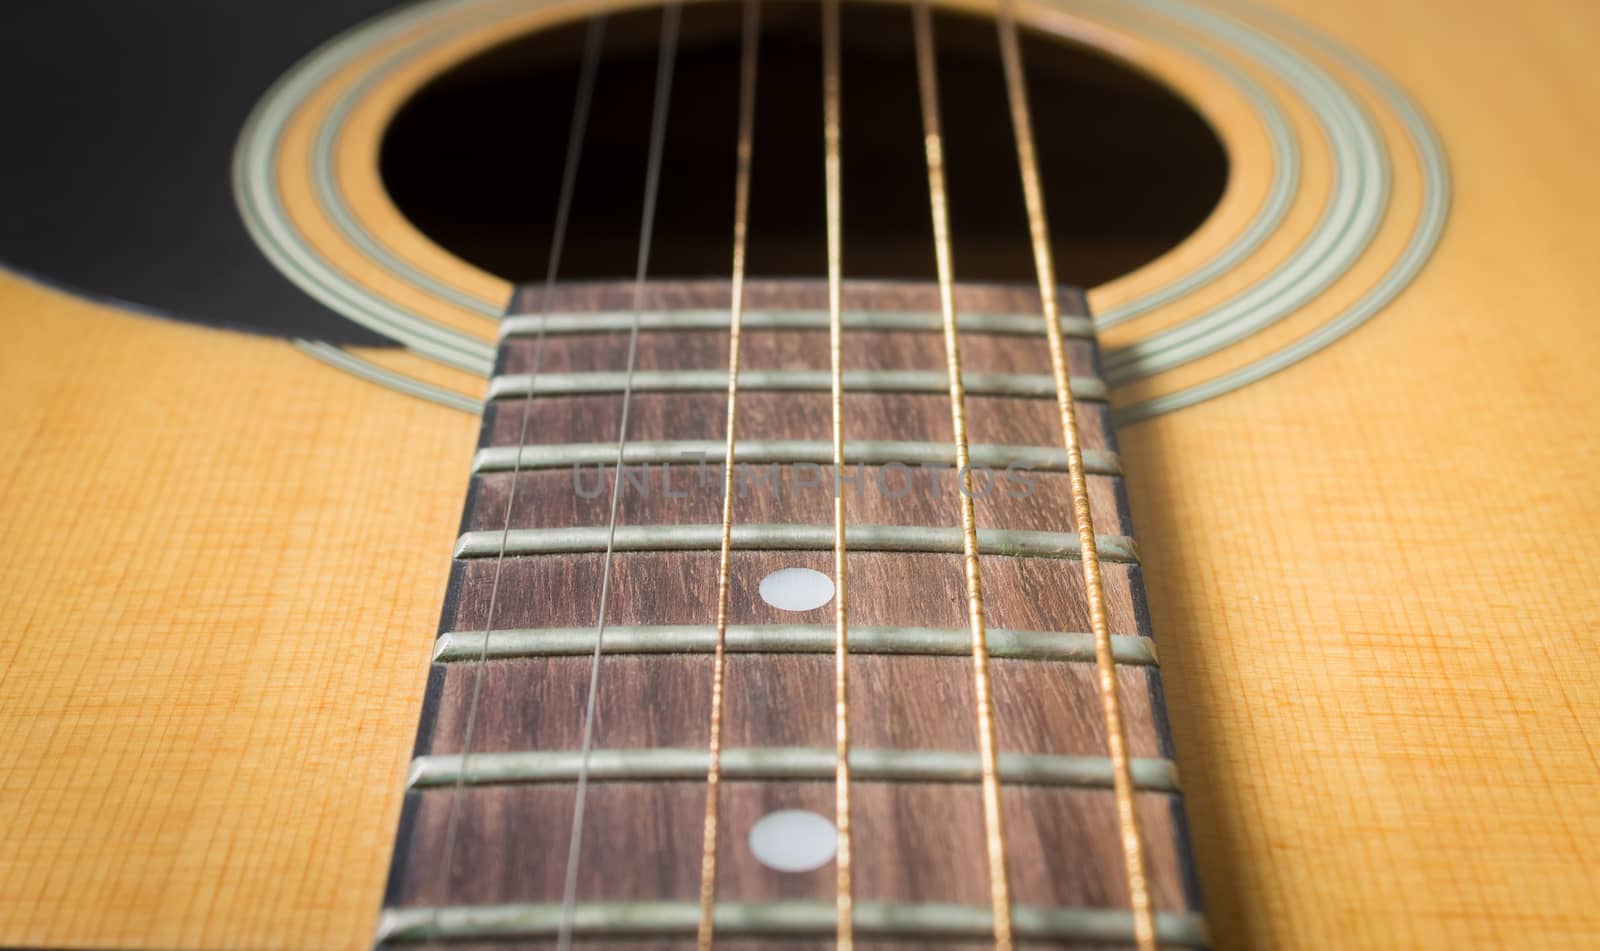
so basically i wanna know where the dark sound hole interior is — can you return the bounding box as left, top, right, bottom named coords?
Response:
left=380, top=1, right=1228, bottom=288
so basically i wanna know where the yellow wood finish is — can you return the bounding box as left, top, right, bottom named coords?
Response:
left=2, top=0, right=1599, bottom=950
left=1131, top=0, right=1600, bottom=946
left=0, top=278, right=477, bottom=949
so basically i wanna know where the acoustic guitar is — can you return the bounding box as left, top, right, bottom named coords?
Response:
left=1, top=0, right=1595, bottom=948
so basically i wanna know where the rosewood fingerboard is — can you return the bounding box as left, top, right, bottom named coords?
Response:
left=376, top=279, right=1207, bottom=948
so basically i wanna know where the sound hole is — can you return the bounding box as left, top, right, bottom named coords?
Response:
left=380, top=0, right=1228, bottom=287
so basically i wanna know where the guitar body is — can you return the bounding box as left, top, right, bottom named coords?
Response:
left=2, top=0, right=1596, bottom=948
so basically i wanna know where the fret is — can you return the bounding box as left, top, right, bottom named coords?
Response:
left=430, top=625, right=1158, bottom=666
left=499, top=278, right=1092, bottom=328
left=486, top=368, right=1108, bottom=402
left=501, top=307, right=1097, bottom=339
left=377, top=900, right=1209, bottom=946
left=452, top=523, right=1138, bottom=562
left=407, top=748, right=1180, bottom=790
left=378, top=279, right=1204, bottom=944
left=473, top=439, right=1122, bottom=477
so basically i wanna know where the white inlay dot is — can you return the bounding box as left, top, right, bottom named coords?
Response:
left=758, top=567, right=835, bottom=612
left=748, top=809, right=838, bottom=873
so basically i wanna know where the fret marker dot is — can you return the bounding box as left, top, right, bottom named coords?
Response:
left=748, top=809, right=837, bottom=873
left=758, top=567, right=834, bottom=612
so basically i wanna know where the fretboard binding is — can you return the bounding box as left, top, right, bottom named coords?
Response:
left=487, top=369, right=1107, bottom=402
left=432, top=624, right=1157, bottom=666
left=406, top=747, right=1179, bottom=792
left=375, top=900, right=1208, bottom=947
left=500, top=308, right=1097, bottom=339
left=473, top=439, right=1121, bottom=476
left=452, top=523, right=1139, bottom=563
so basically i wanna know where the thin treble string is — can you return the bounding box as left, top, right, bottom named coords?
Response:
left=821, top=1, right=855, bottom=946
left=909, top=6, right=1014, bottom=949
left=994, top=5, right=1156, bottom=947
left=427, top=15, right=605, bottom=937
left=695, top=1, right=760, bottom=947
left=556, top=5, right=681, bottom=949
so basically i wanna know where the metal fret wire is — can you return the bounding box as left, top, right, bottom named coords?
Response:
left=911, top=6, right=1012, bottom=947
left=425, top=15, right=605, bottom=944
left=695, top=1, right=760, bottom=946
left=995, top=4, right=1157, bottom=947
left=822, top=0, right=855, bottom=945
left=557, top=6, right=681, bottom=949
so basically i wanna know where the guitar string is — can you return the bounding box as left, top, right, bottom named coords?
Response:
left=425, top=15, right=605, bottom=940
left=909, top=6, right=1013, bottom=948
left=822, top=0, right=855, bottom=945
left=994, top=4, right=1157, bottom=947
left=695, top=1, right=761, bottom=946
left=425, top=10, right=1147, bottom=947
left=556, top=5, right=681, bottom=949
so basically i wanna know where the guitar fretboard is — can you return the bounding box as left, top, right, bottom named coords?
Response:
left=377, top=280, right=1207, bottom=947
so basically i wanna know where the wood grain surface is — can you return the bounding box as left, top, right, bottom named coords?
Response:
left=0, top=276, right=475, bottom=950
left=380, top=280, right=1200, bottom=936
